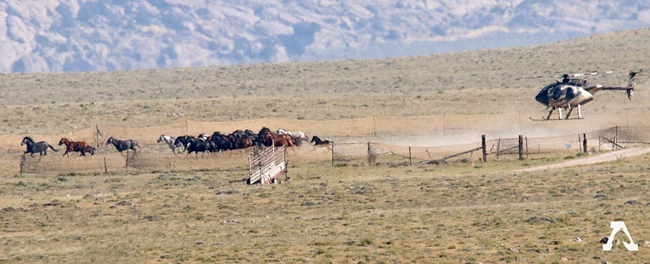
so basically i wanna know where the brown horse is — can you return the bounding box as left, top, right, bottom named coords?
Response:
left=259, top=127, right=295, bottom=147
left=233, top=137, right=254, bottom=149
left=58, top=138, right=94, bottom=156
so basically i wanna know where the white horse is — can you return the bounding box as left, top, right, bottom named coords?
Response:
left=276, top=128, right=308, bottom=140
left=157, top=134, right=181, bottom=154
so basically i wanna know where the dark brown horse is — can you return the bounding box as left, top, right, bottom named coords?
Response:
left=233, top=137, right=253, bottom=149
left=58, top=138, right=94, bottom=156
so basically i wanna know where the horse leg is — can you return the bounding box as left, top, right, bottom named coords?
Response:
left=291, top=145, right=298, bottom=155
left=63, top=150, right=69, bottom=156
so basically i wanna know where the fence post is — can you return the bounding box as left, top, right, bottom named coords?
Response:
left=408, top=146, right=412, bottom=166
left=525, top=137, right=529, bottom=159
left=614, top=125, right=618, bottom=149
left=518, top=135, right=524, bottom=160
left=247, top=155, right=252, bottom=175
left=583, top=133, right=587, bottom=153
left=496, top=138, right=501, bottom=160
left=104, top=157, right=108, bottom=173
left=481, top=135, right=487, bottom=162
left=367, top=142, right=371, bottom=166
left=331, top=143, right=335, bottom=167
left=598, top=136, right=601, bottom=152
left=95, top=125, right=102, bottom=148
left=578, top=134, right=582, bottom=152
left=373, top=116, right=377, bottom=137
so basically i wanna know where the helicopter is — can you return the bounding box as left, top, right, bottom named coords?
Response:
left=532, top=70, right=638, bottom=121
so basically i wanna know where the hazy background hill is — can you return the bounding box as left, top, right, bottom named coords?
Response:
left=2, top=0, right=650, bottom=73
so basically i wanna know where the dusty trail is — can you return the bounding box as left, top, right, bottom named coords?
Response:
left=516, top=148, right=650, bottom=172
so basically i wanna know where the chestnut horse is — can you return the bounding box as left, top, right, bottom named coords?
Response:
left=58, top=138, right=94, bottom=156
left=258, top=127, right=295, bottom=147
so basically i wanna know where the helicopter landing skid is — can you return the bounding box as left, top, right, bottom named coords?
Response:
left=529, top=117, right=585, bottom=121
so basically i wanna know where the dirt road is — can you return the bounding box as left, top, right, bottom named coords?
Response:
left=517, top=148, right=650, bottom=172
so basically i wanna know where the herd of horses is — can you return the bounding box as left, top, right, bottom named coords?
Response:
left=157, top=127, right=332, bottom=154
left=20, top=127, right=333, bottom=157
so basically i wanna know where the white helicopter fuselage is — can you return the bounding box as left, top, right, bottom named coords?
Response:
left=547, top=85, right=594, bottom=109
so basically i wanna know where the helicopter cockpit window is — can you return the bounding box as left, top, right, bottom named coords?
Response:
left=539, top=84, right=555, bottom=95
left=551, top=85, right=564, bottom=100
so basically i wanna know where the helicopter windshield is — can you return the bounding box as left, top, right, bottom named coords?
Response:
left=535, top=83, right=556, bottom=106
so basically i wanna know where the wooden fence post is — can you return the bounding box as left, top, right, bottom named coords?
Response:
left=367, top=142, right=372, bottom=166
left=525, top=137, right=529, bottom=159
left=373, top=116, right=377, bottom=137
left=518, top=135, right=524, bottom=160
left=496, top=138, right=501, bottom=160
left=481, top=135, right=487, bottom=162
left=104, top=157, right=108, bottom=173
left=578, top=134, right=582, bottom=152
left=331, top=143, right=335, bottom=167
left=247, top=155, right=252, bottom=175
left=95, top=125, right=102, bottom=147
left=408, top=146, right=412, bottom=166
left=583, top=133, right=587, bottom=153
left=614, top=125, right=618, bottom=149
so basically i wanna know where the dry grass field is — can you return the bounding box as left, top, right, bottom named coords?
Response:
left=2, top=154, right=650, bottom=263
left=2, top=28, right=650, bottom=263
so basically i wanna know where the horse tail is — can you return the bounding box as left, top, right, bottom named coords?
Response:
left=48, top=144, right=59, bottom=152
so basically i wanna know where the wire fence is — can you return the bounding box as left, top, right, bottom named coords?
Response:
left=332, top=126, right=650, bottom=166
left=8, top=126, right=650, bottom=176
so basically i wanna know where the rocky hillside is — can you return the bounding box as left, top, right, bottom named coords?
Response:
left=1, top=0, right=649, bottom=72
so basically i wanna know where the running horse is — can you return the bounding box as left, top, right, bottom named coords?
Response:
left=21, top=136, right=58, bottom=157
left=58, top=138, right=94, bottom=156
left=258, top=127, right=295, bottom=147
left=310, top=136, right=333, bottom=151
left=106, top=137, right=141, bottom=156
left=157, top=135, right=180, bottom=154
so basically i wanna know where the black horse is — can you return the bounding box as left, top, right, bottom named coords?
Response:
left=106, top=137, right=140, bottom=156
left=256, top=127, right=274, bottom=147
left=21, top=137, right=58, bottom=157
left=186, top=138, right=215, bottom=154
left=174, top=135, right=196, bottom=153
left=210, top=132, right=234, bottom=151
left=311, top=136, right=333, bottom=151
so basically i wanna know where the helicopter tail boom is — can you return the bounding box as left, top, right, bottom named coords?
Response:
left=584, top=71, right=638, bottom=100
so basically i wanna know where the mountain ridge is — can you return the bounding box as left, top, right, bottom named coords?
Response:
left=1, top=0, right=649, bottom=73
